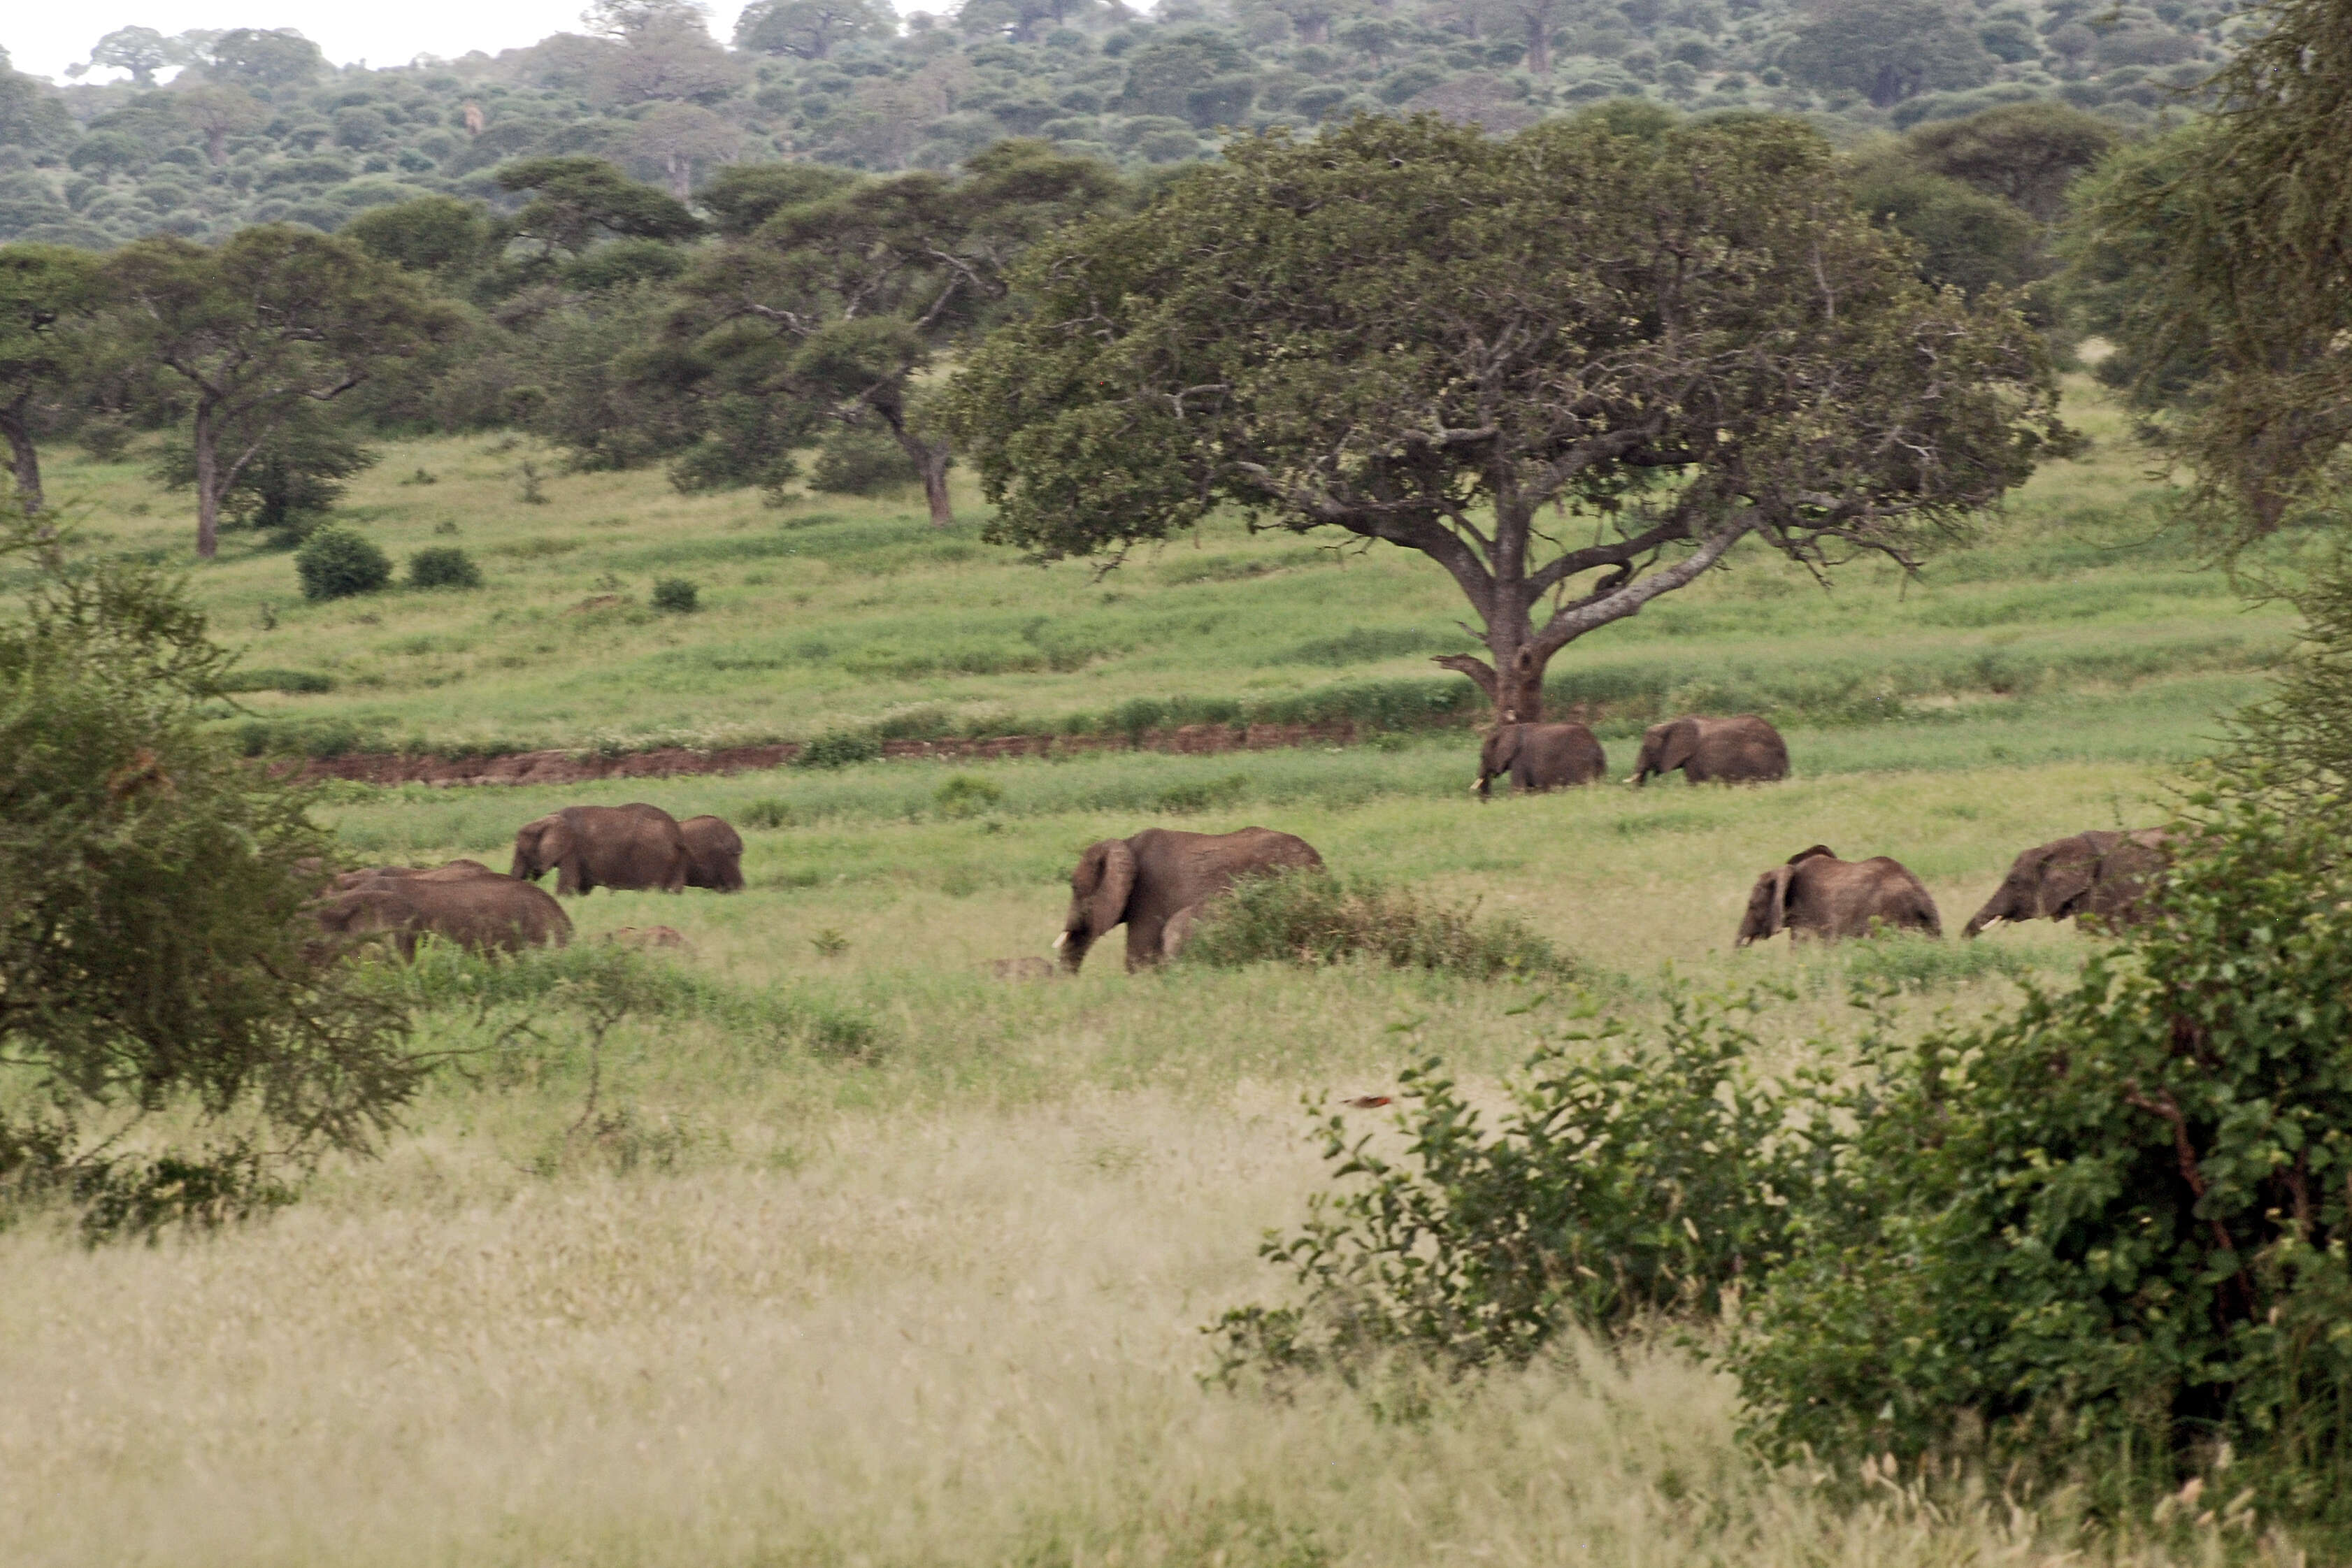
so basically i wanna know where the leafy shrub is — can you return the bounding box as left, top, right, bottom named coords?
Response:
left=406, top=545, right=481, bottom=589
left=651, top=577, right=699, bottom=614
left=1156, top=771, right=1248, bottom=813
left=935, top=772, right=1004, bottom=817
left=294, top=526, right=392, bottom=600
left=740, top=797, right=795, bottom=828
left=810, top=426, right=919, bottom=496
left=795, top=728, right=883, bottom=768
left=0, top=509, right=419, bottom=1237
left=1212, top=987, right=1816, bottom=1380
left=1735, top=787, right=2352, bottom=1523
left=1182, top=870, right=1568, bottom=979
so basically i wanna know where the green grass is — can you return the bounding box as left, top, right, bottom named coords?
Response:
left=29, top=379, right=2299, bottom=760
left=0, top=380, right=2321, bottom=1564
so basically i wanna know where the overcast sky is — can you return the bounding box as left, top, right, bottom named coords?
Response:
left=2, top=2, right=792, bottom=84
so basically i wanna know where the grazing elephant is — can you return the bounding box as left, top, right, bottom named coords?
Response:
left=1473, top=722, right=1607, bottom=797
left=680, top=814, right=746, bottom=892
left=1963, top=829, right=2172, bottom=938
left=1056, top=826, right=1324, bottom=973
left=1736, top=844, right=1942, bottom=945
left=332, top=858, right=499, bottom=891
left=510, top=804, right=689, bottom=896
left=1629, top=715, right=1788, bottom=786
left=314, top=870, right=573, bottom=958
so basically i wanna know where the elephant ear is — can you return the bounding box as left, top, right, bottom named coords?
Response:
left=1489, top=725, right=1522, bottom=772
left=510, top=818, right=550, bottom=879
left=2037, top=842, right=2098, bottom=918
left=1765, top=864, right=1797, bottom=935
left=1075, top=839, right=1138, bottom=935
left=1658, top=719, right=1701, bottom=773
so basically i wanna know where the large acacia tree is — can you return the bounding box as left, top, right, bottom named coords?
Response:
left=949, top=114, right=2068, bottom=722
left=0, top=243, right=101, bottom=512
left=102, top=226, right=453, bottom=559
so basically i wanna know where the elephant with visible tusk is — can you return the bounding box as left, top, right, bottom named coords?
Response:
left=1056, top=826, right=1324, bottom=972
left=1963, top=829, right=2171, bottom=937
left=1472, top=721, right=1607, bottom=797
left=1628, top=714, right=1788, bottom=786
left=1736, top=844, right=1940, bottom=944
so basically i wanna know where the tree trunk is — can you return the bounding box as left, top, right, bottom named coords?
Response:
left=206, top=127, right=229, bottom=165
left=1523, top=13, right=1551, bottom=73
left=666, top=153, right=691, bottom=200
left=193, top=400, right=221, bottom=560
left=0, top=399, right=41, bottom=514
left=873, top=396, right=955, bottom=527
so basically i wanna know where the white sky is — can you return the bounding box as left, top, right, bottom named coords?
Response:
left=1, top=1, right=803, bottom=85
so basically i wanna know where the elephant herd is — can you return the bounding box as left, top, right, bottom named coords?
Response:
left=303, top=712, right=2177, bottom=970
left=310, top=803, right=747, bottom=958
left=1055, top=710, right=2176, bottom=971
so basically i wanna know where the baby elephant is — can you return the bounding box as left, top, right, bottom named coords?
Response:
left=1473, top=721, right=1607, bottom=797
left=679, top=814, right=746, bottom=892
left=1056, top=826, right=1324, bottom=973
left=1963, top=829, right=2171, bottom=937
left=1737, top=844, right=1941, bottom=945
left=1629, top=714, right=1788, bottom=786
left=511, top=803, right=689, bottom=896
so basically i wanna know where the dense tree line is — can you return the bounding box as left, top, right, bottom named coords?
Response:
left=0, top=0, right=2226, bottom=253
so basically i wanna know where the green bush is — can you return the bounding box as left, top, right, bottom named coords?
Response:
left=1181, top=869, right=1568, bottom=979
left=809, top=426, right=919, bottom=496
left=651, top=577, right=699, bottom=614
left=406, top=545, right=482, bottom=589
left=0, top=509, right=420, bottom=1238
left=740, top=797, right=794, bottom=828
left=294, top=526, right=392, bottom=600
left=795, top=728, right=884, bottom=768
left=1212, top=986, right=1814, bottom=1380
left=214, top=667, right=334, bottom=695
left=934, top=772, right=1004, bottom=817
left=1734, top=786, right=2352, bottom=1525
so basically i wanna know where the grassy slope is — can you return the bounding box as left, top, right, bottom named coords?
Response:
left=33, top=376, right=2293, bottom=757
left=0, top=381, right=2310, bottom=1564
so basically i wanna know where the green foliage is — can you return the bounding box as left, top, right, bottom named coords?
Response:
left=215, top=666, right=334, bottom=694
left=933, top=772, right=1004, bottom=817
left=796, top=728, right=884, bottom=768
left=2063, top=0, right=2352, bottom=549
left=153, top=409, right=378, bottom=542
left=406, top=545, right=482, bottom=589
left=496, top=157, right=705, bottom=255
left=651, top=575, right=700, bottom=612
left=1182, top=869, right=1569, bottom=979
left=0, top=509, right=420, bottom=1200
left=1211, top=986, right=1811, bottom=1379
left=295, top=526, right=392, bottom=600
left=1781, top=0, right=1998, bottom=108
left=1735, top=790, right=2352, bottom=1525
left=810, top=424, right=919, bottom=495
left=953, top=113, right=2067, bottom=723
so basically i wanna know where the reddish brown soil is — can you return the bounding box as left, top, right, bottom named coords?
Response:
left=286, top=721, right=1374, bottom=787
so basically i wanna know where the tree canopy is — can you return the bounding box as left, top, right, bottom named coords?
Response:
left=951, top=113, right=2069, bottom=721
left=0, top=243, right=102, bottom=512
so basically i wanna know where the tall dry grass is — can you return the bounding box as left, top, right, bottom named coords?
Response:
left=0, top=1091, right=2263, bottom=1567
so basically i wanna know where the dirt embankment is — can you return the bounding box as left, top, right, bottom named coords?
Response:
left=286, top=721, right=1375, bottom=787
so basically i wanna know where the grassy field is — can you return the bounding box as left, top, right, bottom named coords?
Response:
left=0, top=382, right=2318, bottom=1565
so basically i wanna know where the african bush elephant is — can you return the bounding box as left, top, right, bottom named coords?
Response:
left=331, top=858, right=499, bottom=891
left=1629, top=715, right=1788, bottom=786
left=680, top=814, right=746, bottom=892
left=1963, top=829, right=2172, bottom=938
left=1473, top=722, right=1607, bottom=797
left=510, top=804, right=690, bottom=896
left=1056, top=826, right=1324, bottom=973
left=1736, top=844, right=1942, bottom=945
left=314, top=863, right=573, bottom=958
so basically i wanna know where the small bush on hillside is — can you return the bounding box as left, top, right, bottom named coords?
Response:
left=651, top=577, right=699, bottom=613
left=935, top=772, right=1003, bottom=817
left=215, top=668, right=334, bottom=695
left=810, top=426, right=919, bottom=496
left=1157, top=771, right=1249, bottom=814
left=740, top=797, right=794, bottom=828
left=406, top=546, right=481, bottom=589
left=294, top=527, right=392, bottom=600
left=1182, top=870, right=1567, bottom=979
left=795, top=729, right=883, bottom=768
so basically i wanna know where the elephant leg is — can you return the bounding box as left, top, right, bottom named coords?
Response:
left=1124, top=916, right=1167, bottom=972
